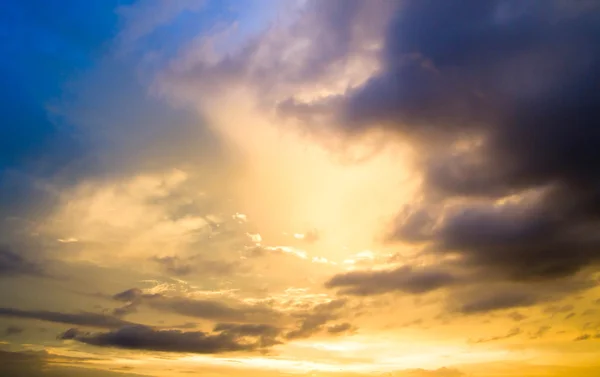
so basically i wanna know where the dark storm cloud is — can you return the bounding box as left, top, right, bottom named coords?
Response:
left=0, top=247, right=44, bottom=277
left=325, top=265, right=457, bottom=296
left=60, top=324, right=275, bottom=354
left=314, top=1, right=600, bottom=304
left=354, top=0, right=600, bottom=280
left=0, top=307, right=136, bottom=329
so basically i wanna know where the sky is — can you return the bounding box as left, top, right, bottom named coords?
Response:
left=1, top=1, right=600, bottom=376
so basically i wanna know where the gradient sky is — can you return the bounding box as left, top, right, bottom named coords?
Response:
left=2, top=1, right=600, bottom=376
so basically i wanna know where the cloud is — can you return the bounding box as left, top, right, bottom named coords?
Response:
left=472, top=327, right=521, bottom=343
left=151, top=255, right=238, bottom=277
left=115, top=0, right=205, bottom=49
left=0, top=247, right=44, bottom=277
left=325, top=265, right=457, bottom=296
left=110, top=288, right=354, bottom=341
left=326, top=322, right=355, bottom=335
left=574, top=334, right=592, bottom=341
left=111, top=288, right=282, bottom=323
left=0, top=307, right=137, bottom=329
left=530, top=326, right=551, bottom=339
left=285, top=299, right=348, bottom=339
left=212, top=323, right=282, bottom=347
left=393, top=368, right=464, bottom=377
left=3, top=325, right=24, bottom=336
left=60, top=324, right=276, bottom=354
left=351, top=0, right=600, bottom=279
left=159, top=0, right=394, bottom=106
left=455, top=289, right=542, bottom=314
left=256, top=2, right=600, bottom=323
left=0, top=349, right=147, bottom=377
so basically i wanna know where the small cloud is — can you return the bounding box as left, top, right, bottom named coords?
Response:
left=57, top=237, right=79, bottom=243
left=574, top=334, right=591, bottom=341
left=59, top=324, right=277, bottom=354
left=327, top=322, right=355, bottom=335
left=0, top=307, right=136, bottom=329
left=530, top=326, right=551, bottom=339
left=3, top=325, right=24, bottom=336
left=285, top=299, right=348, bottom=340
left=247, top=233, right=262, bottom=243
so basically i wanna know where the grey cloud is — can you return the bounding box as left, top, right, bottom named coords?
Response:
left=60, top=324, right=274, bottom=354
left=3, top=325, right=24, bottom=336
left=392, top=201, right=598, bottom=282
left=356, top=0, right=600, bottom=282
left=472, top=327, right=521, bottom=343
left=0, top=307, right=136, bottom=329
left=112, top=302, right=139, bottom=317
left=0, top=247, right=44, bottom=277
left=455, top=289, right=541, bottom=314
left=326, top=265, right=457, bottom=296
left=213, top=323, right=280, bottom=337
left=212, top=323, right=282, bottom=347
left=530, top=326, right=551, bottom=339
left=574, top=334, right=592, bottom=341
left=112, top=288, right=282, bottom=324
left=0, top=349, right=153, bottom=377
left=393, top=368, right=464, bottom=377
left=285, top=1, right=600, bottom=301
left=327, top=322, right=354, bottom=335
left=544, top=304, right=574, bottom=314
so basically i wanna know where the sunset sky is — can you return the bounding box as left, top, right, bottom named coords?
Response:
left=2, top=1, right=600, bottom=376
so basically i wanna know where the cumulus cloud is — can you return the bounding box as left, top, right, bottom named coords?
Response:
left=326, top=322, right=355, bottom=335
